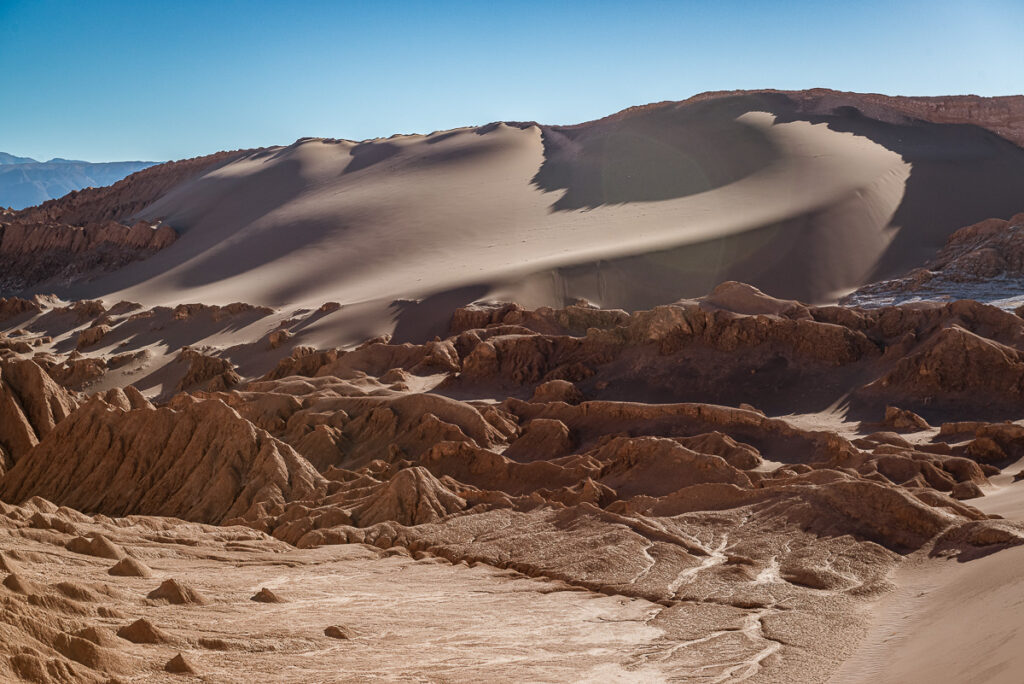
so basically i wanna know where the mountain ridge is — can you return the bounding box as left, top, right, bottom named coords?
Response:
left=0, top=154, right=160, bottom=210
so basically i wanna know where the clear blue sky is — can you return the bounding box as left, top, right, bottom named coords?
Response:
left=2, top=0, right=1022, bottom=162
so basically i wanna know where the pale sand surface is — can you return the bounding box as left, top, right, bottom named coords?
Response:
left=18, top=111, right=914, bottom=392
left=831, top=544, right=1024, bottom=684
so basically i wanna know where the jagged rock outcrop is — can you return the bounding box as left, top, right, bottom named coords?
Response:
left=0, top=220, right=175, bottom=256
left=0, top=218, right=177, bottom=292
left=352, top=467, right=466, bottom=527
left=0, top=297, right=41, bottom=323
left=529, top=379, right=582, bottom=404
left=217, top=381, right=507, bottom=472
left=504, top=418, right=573, bottom=462
left=847, top=212, right=1024, bottom=306
left=443, top=293, right=1024, bottom=418
left=594, top=436, right=751, bottom=498
left=0, top=359, right=77, bottom=471
left=860, top=325, right=1024, bottom=409
left=882, top=406, right=931, bottom=431
left=0, top=394, right=326, bottom=523
left=41, top=355, right=108, bottom=389
left=2, top=282, right=1023, bottom=683
left=75, top=324, right=111, bottom=350
left=176, top=347, right=242, bottom=392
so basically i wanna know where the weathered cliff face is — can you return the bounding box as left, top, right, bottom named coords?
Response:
left=0, top=359, right=77, bottom=473
left=0, top=393, right=325, bottom=524
left=0, top=218, right=177, bottom=293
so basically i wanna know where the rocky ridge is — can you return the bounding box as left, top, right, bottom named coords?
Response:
left=847, top=211, right=1024, bottom=307
left=0, top=148, right=255, bottom=295
left=0, top=217, right=177, bottom=293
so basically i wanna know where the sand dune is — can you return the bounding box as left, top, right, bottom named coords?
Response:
left=39, top=90, right=1020, bottom=347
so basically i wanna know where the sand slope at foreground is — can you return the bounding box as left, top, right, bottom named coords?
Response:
left=831, top=544, right=1024, bottom=684
left=834, top=462, right=1024, bottom=684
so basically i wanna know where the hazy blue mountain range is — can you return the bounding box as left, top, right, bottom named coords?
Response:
left=0, top=153, right=159, bottom=210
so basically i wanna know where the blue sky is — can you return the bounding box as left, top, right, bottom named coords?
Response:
left=2, top=0, right=1022, bottom=162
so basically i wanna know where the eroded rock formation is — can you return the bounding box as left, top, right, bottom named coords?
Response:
left=689, top=89, right=1024, bottom=148
left=0, top=359, right=76, bottom=473
left=2, top=282, right=1024, bottom=681
left=0, top=394, right=325, bottom=523
left=847, top=211, right=1024, bottom=306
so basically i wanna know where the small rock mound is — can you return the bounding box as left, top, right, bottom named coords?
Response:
left=324, top=625, right=353, bottom=640
left=883, top=405, right=931, bottom=431
left=353, top=466, right=466, bottom=527
left=108, top=557, right=152, bottom=578
left=529, top=379, right=583, bottom=404
left=117, top=618, right=171, bottom=644
left=65, top=534, right=125, bottom=560
left=2, top=573, right=41, bottom=595
left=74, top=626, right=121, bottom=648
left=147, top=578, right=209, bottom=605
left=250, top=587, right=284, bottom=603
left=165, top=653, right=197, bottom=674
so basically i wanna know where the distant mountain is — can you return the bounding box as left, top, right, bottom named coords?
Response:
left=0, top=153, right=159, bottom=209
left=0, top=152, right=39, bottom=165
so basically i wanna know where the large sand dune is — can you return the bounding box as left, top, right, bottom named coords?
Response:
left=49, top=90, right=1024, bottom=345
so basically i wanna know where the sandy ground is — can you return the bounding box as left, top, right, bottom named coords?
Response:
left=832, top=547, right=1024, bottom=684
left=0, top=515, right=674, bottom=683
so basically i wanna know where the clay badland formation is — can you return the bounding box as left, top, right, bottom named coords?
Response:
left=2, top=89, right=1024, bottom=682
